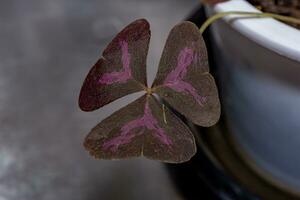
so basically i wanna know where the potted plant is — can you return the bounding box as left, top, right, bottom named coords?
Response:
left=78, top=0, right=300, bottom=199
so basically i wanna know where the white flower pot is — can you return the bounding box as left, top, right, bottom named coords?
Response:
left=205, top=0, right=300, bottom=192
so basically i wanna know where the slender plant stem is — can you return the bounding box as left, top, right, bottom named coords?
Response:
left=162, top=104, right=167, bottom=124
left=200, top=11, right=300, bottom=34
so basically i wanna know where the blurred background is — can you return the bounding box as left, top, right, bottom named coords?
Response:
left=0, top=0, right=199, bottom=199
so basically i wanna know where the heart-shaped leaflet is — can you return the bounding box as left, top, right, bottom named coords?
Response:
left=84, top=95, right=196, bottom=163
left=79, top=19, right=221, bottom=163
left=152, top=21, right=220, bottom=127
left=79, top=19, right=149, bottom=111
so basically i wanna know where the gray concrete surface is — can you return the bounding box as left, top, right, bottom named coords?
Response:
left=0, top=0, right=198, bottom=200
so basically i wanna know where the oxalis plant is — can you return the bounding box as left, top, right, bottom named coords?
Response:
left=79, top=0, right=300, bottom=163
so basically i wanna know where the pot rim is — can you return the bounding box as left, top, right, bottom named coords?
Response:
left=210, top=0, right=300, bottom=62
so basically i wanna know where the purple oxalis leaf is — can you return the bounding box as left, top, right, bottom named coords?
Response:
left=84, top=95, right=196, bottom=163
left=79, top=19, right=150, bottom=111
left=152, top=21, right=221, bottom=127
left=79, top=19, right=221, bottom=163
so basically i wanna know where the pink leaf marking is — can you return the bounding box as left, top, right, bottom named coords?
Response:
left=98, top=40, right=132, bottom=85
left=163, top=47, right=206, bottom=106
left=102, top=102, right=172, bottom=152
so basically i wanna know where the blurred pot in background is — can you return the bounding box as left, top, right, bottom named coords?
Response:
left=206, top=0, right=300, bottom=198
left=168, top=1, right=300, bottom=199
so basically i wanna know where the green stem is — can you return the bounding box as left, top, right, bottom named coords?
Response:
left=200, top=11, right=300, bottom=34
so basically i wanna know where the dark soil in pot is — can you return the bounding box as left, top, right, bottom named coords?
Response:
left=248, top=0, right=300, bottom=29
